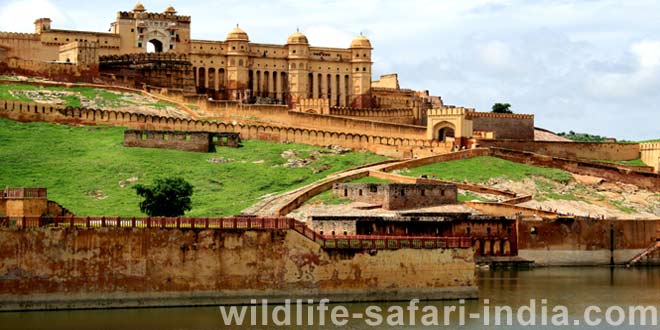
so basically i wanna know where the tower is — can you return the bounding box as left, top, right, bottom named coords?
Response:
left=111, top=3, right=191, bottom=54
left=349, top=34, right=372, bottom=108
left=286, top=30, right=310, bottom=108
left=34, top=18, right=51, bottom=34
left=225, top=25, right=250, bottom=101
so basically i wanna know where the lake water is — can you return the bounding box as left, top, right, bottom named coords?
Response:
left=1, top=267, right=658, bottom=329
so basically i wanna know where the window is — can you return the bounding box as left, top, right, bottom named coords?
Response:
left=400, top=189, right=405, bottom=197
left=138, top=42, right=142, bottom=48
left=355, top=68, right=359, bottom=71
left=343, top=231, right=347, bottom=236
left=344, top=189, right=348, bottom=197
left=169, top=45, right=173, bottom=50
left=362, top=67, right=366, bottom=71
left=441, top=189, right=445, bottom=197
left=162, top=134, right=169, bottom=141
left=131, top=28, right=134, bottom=32
left=232, top=46, right=236, bottom=50
left=358, top=189, right=362, bottom=196
left=466, top=227, right=471, bottom=235
left=421, top=189, right=425, bottom=197
left=370, top=185, right=377, bottom=193
left=487, top=227, right=492, bottom=235
left=185, top=135, right=191, bottom=141
left=292, top=50, right=296, bottom=54
left=212, top=136, right=219, bottom=143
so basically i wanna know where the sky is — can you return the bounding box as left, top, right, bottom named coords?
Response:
left=1, top=0, right=659, bottom=140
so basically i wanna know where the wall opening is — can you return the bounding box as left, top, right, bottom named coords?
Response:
left=147, top=39, right=163, bottom=53
left=438, top=127, right=455, bottom=141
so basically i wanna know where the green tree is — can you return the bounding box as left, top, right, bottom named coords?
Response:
left=491, top=103, right=513, bottom=114
left=134, top=177, right=193, bottom=217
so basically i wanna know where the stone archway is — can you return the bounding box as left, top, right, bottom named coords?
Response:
left=147, top=39, right=163, bottom=53
left=432, top=121, right=456, bottom=141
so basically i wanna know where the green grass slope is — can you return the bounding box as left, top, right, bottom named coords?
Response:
left=0, top=118, right=386, bottom=217
left=402, top=156, right=573, bottom=184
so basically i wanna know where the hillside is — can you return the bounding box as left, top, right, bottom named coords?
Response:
left=398, top=156, right=660, bottom=218
left=0, top=81, right=189, bottom=118
left=0, top=118, right=386, bottom=217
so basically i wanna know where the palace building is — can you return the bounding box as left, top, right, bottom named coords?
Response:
left=0, top=3, right=374, bottom=107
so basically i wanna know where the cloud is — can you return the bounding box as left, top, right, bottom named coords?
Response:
left=585, top=40, right=660, bottom=99
left=0, top=0, right=64, bottom=32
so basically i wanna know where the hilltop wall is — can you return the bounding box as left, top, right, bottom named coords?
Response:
left=469, top=112, right=535, bottom=140
left=0, top=100, right=452, bottom=157
left=477, top=140, right=640, bottom=161
left=0, top=227, right=476, bottom=310
left=640, top=142, right=660, bottom=173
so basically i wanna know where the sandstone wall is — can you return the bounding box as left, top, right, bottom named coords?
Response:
left=469, top=112, right=534, bottom=140
left=490, top=148, right=660, bottom=192
left=640, top=142, right=660, bottom=173
left=0, top=100, right=449, bottom=158
left=477, top=140, right=640, bottom=161
left=518, top=219, right=660, bottom=266
left=0, top=227, right=476, bottom=310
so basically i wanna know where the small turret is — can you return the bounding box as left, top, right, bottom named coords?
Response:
left=34, top=18, right=51, bottom=34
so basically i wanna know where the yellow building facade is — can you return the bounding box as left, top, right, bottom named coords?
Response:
left=0, top=3, right=373, bottom=107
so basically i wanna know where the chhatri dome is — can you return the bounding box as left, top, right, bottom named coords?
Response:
left=164, top=5, right=177, bottom=15
left=226, top=25, right=249, bottom=42
left=133, top=2, right=146, bottom=12
left=287, top=30, right=309, bottom=45
left=350, top=34, right=372, bottom=49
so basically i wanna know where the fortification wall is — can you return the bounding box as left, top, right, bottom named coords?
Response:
left=640, top=142, right=660, bottom=173
left=1, top=58, right=97, bottom=83
left=477, top=140, right=640, bottom=161
left=490, top=148, right=660, bottom=192
left=202, top=99, right=427, bottom=140
left=329, top=107, right=415, bottom=125
left=469, top=112, right=534, bottom=140
left=0, top=100, right=446, bottom=158
left=518, top=218, right=660, bottom=265
left=123, top=130, right=212, bottom=152
left=0, top=32, right=57, bottom=61
left=0, top=227, right=476, bottom=310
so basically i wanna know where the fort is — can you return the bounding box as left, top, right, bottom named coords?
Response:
left=0, top=2, right=659, bottom=313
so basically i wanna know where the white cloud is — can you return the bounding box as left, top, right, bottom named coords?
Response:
left=0, top=0, right=64, bottom=32
left=586, top=40, right=660, bottom=99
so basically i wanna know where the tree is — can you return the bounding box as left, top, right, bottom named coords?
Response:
left=491, top=103, right=513, bottom=114
left=134, top=177, right=193, bottom=217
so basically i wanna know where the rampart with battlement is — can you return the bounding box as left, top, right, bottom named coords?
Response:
left=640, top=142, right=660, bottom=173
left=0, top=100, right=451, bottom=158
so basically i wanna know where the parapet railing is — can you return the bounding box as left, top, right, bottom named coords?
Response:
left=0, top=216, right=472, bottom=250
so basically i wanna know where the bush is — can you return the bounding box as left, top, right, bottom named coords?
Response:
left=134, top=177, right=194, bottom=217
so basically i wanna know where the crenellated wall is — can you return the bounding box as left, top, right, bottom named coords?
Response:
left=468, top=112, right=534, bottom=140
left=0, top=100, right=448, bottom=158
left=640, top=142, right=660, bottom=173
left=478, top=140, right=641, bottom=161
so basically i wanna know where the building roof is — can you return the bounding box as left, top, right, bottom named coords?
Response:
left=133, top=2, right=146, bottom=12
left=287, top=31, right=309, bottom=45
left=350, top=34, right=372, bottom=49
left=226, top=25, right=249, bottom=42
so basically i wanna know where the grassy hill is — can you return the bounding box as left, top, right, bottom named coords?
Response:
left=0, top=118, right=386, bottom=217
left=402, top=156, right=573, bottom=184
